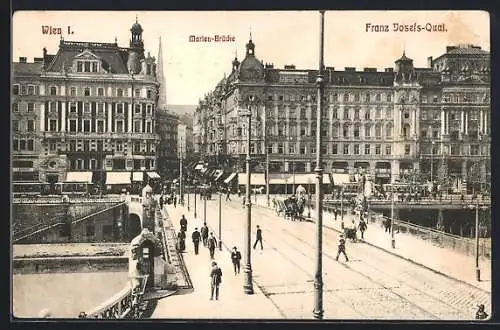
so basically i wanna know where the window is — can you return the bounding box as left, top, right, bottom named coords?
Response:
left=70, top=87, right=77, bottom=96
left=21, top=85, right=26, bottom=95
left=386, top=108, right=392, bottom=119
left=354, top=93, right=360, bottom=102
left=343, top=124, right=349, bottom=138
left=27, top=139, right=34, bottom=151
left=385, top=145, right=391, bottom=155
left=365, top=144, right=371, bottom=154
left=433, top=111, right=439, bottom=120
left=50, top=86, right=57, bottom=95
left=387, top=94, right=392, bottom=102
left=135, top=104, right=141, bottom=114
left=97, top=103, right=104, bottom=115
left=12, top=103, right=19, bottom=112
left=354, top=109, right=360, bottom=120
left=83, top=140, right=90, bottom=151
left=404, top=144, right=411, bottom=155
left=13, top=85, right=19, bottom=95
left=386, top=124, right=393, bottom=138
left=116, top=121, right=123, bottom=133
left=13, top=139, right=18, bottom=151
left=116, top=103, right=123, bottom=114
left=470, top=145, right=479, bottom=155
left=421, top=130, right=427, bottom=138
left=49, top=141, right=56, bottom=151
left=92, top=62, right=98, bottom=72
left=332, top=124, right=338, bottom=138
left=343, top=144, right=349, bottom=154
left=147, top=90, right=152, bottom=99
left=12, top=120, right=19, bottom=131
left=117, top=89, right=123, bottom=97
left=354, top=144, right=360, bottom=155
left=365, top=124, right=371, bottom=137
left=300, top=127, right=306, bottom=136
left=27, top=85, right=34, bottom=95
left=27, top=120, right=34, bottom=132
left=375, top=124, right=381, bottom=139
left=376, top=108, right=381, bottom=119
left=375, top=144, right=381, bottom=155
left=134, top=142, right=141, bottom=153
left=84, top=62, right=91, bottom=72
left=278, top=144, right=284, bottom=154
left=84, top=103, right=90, bottom=113
left=299, top=145, right=305, bottom=154
left=289, top=145, right=295, bottom=154
left=146, top=104, right=152, bottom=115
left=311, top=145, right=316, bottom=154
left=354, top=125, right=360, bottom=138
left=70, top=102, right=77, bottom=113
left=135, top=89, right=141, bottom=98
left=332, top=108, right=338, bottom=119
left=267, top=145, right=273, bottom=154
left=343, top=93, right=349, bottom=102
left=116, top=141, right=123, bottom=152
left=97, top=120, right=104, bottom=133
left=300, top=108, right=306, bottom=119
left=376, top=94, right=381, bottom=101
left=69, top=120, right=77, bottom=132
left=365, top=109, right=370, bottom=120
left=433, top=96, right=438, bottom=103
left=146, top=122, right=151, bottom=133
left=77, top=62, right=83, bottom=72
left=49, top=120, right=57, bottom=132
left=134, top=120, right=141, bottom=133
left=343, top=109, right=349, bottom=120
left=84, top=88, right=90, bottom=96
left=365, top=93, right=370, bottom=102
left=320, top=145, right=327, bottom=155
left=404, top=112, right=410, bottom=119
left=433, top=130, right=439, bottom=138
left=332, top=144, right=338, bottom=154
left=19, top=140, right=26, bottom=151
left=83, top=120, right=90, bottom=132
left=98, top=88, right=104, bottom=96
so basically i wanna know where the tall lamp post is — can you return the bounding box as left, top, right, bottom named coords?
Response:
left=313, top=10, right=325, bottom=320
left=263, top=106, right=270, bottom=207
left=194, top=185, right=197, bottom=219
left=390, top=181, right=396, bottom=249
left=179, top=138, right=183, bottom=207
left=218, top=191, right=222, bottom=251
left=243, top=96, right=255, bottom=295
left=430, top=141, right=435, bottom=183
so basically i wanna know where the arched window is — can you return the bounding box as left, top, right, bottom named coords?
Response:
left=343, top=92, right=349, bottom=102
left=343, top=123, right=350, bottom=138
left=332, top=123, right=339, bottom=138
left=375, top=123, right=382, bottom=139
left=386, top=123, right=393, bottom=138
left=365, top=124, right=371, bottom=137
left=354, top=124, right=360, bottom=138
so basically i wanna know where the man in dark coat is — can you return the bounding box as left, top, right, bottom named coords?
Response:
left=177, top=230, right=186, bottom=252
left=253, top=225, right=263, bottom=250
left=336, top=234, right=349, bottom=262
left=192, top=228, right=201, bottom=255
left=208, top=233, right=218, bottom=259
left=476, top=304, right=488, bottom=320
left=180, top=215, right=188, bottom=232
left=201, top=223, right=209, bottom=247
left=230, top=246, right=242, bottom=275
left=159, top=195, right=164, bottom=209
left=210, top=261, right=222, bottom=300
left=358, top=219, right=367, bottom=240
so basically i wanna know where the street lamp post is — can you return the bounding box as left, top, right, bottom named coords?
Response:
left=187, top=186, right=190, bottom=211
left=313, top=10, right=325, bottom=320
left=474, top=198, right=480, bottom=281
left=203, top=189, right=207, bottom=224
left=179, top=142, right=183, bottom=207
left=391, top=181, right=396, bottom=249
left=340, top=186, right=344, bottom=229
left=243, top=98, right=254, bottom=295
left=218, top=191, right=222, bottom=251
left=194, top=186, right=197, bottom=219
left=430, top=141, right=435, bottom=183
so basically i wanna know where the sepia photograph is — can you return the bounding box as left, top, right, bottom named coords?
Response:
left=11, top=10, right=491, bottom=320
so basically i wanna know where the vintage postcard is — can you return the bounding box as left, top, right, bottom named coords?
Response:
left=11, top=10, right=491, bottom=320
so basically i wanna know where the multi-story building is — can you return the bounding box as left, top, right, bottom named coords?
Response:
left=156, top=110, right=179, bottom=179
left=12, top=19, right=162, bottom=190
left=12, top=57, right=44, bottom=182
left=194, top=38, right=490, bottom=190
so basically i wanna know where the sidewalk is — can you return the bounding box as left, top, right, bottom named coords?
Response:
left=252, top=195, right=491, bottom=293
left=151, top=202, right=282, bottom=319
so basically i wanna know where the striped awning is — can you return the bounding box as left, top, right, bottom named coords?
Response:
left=132, top=172, right=143, bottom=182
left=147, top=172, right=161, bottom=179
left=106, top=172, right=131, bottom=185
left=65, top=172, right=93, bottom=183
left=214, top=170, right=224, bottom=181
left=224, top=172, right=237, bottom=184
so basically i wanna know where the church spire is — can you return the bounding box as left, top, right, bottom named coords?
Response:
left=157, top=35, right=167, bottom=110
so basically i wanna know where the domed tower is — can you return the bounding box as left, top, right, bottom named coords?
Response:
left=127, top=16, right=144, bottom=74
left=130, top=16, right=144, bottom=49
left=394, top=51, right=417, bottom=85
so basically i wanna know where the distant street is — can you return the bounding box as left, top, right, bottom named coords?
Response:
left=166, top=194, right=490, bottom=320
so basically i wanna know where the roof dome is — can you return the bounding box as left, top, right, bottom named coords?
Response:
left=131, top=17, right=143, bottom=33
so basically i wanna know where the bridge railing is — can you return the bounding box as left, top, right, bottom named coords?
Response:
left=378, top=215, right=491, bottom=258
left=83, top=275, right=149, bottom=319
left=13, top=196, right=123, bottom=204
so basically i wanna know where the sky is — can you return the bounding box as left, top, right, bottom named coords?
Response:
left=13, top=11, right=489, bottom=105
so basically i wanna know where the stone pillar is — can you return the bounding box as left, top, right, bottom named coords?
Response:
left=391, top=160, right=400, bottom=183
left=128, top=103, right=133, bottom=133
left=464, top=112, right=468, bottom=135
left=40, top=103, right=45, bottom=131
left=461, top=160, right=467, bottom=181
left=61, top=102, right=66, bottom=132
left=460, top=110, right=465, bottom=136
left=479, top=110, right=483, bottom=134
left=107, top=103, right=112, bottom=132
left=440, top=109, right=446, bottom=136
left=284, top=161, right=289, bottom=173
left=306, top=162, right=311, bottom=172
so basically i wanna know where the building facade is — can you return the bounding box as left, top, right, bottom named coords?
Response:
left=156, top=110, right=179, bottom=179
left=12, top=20, right=164, bottom=189
left=194, top=39, right=490, bottom=189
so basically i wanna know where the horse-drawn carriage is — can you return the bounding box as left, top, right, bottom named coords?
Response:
left=274, top=196, right=307, bottom=221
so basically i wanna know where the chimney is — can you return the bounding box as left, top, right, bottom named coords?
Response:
left=284, top=65, right=296, bottom=70
left=19, top=57, right=27, bottom=63
left=326, top=66, right=335, bottom=71
left=345, top=67, right=355, bottom=72
left=427, top=56, right=433, bottom=68
left=446, top=46, right=457, bottom=53
left=384, top=68, right=394, bottom=72
left=34, top=57, right=44, bottom=63
left=363, top=68, right=377, bottom=72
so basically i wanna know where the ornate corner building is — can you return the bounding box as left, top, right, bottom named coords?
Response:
left=11, top=19, right=178, bottom=187
left=194, top=38, right=490, bottom=190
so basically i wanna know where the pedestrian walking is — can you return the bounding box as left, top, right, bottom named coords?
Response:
left=242, top=196, right=246, bottom=208
left=230, top=246, right=241, bottom=275
left=201, top=223, right=209, bottom=247
left=208, top=233, right=218, bottom=259
left=336, top=234, right=349, bottom=262
left=476, top=304, right=488, bottom=320
left=209, top=261, right=222, bottom=300
left=192, top=228, right=201, bottom=255
left=358, top=219, right=367, bottom=240
left=225, top=189, right=231, bottom=202
left=177, top=230, right=186, bottom=252
left=180, top=215, right=188, bottom=232
left=159, top=195, right=164, bottom=210
left=253, top=225, right=263, bottom=250
left=173, top=195, right=177, bottom=208
left=384, top=217, right=391, bottom=233
left=334, top=208, right=338, bottom=221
